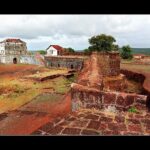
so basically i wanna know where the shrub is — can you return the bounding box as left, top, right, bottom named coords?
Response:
left=128, top=107, right=137, bottom=113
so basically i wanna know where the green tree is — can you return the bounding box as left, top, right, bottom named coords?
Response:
left=84, top=48, right=91, bottom=55
left=37, top=50, right=46, bottom=55
left=65, top=47, right=75, bottom=53
left=112, top=44, right=119, bottom=51
left=88, top=34, right=118, bottom=52
left=121, top=45, right=133, bottom=59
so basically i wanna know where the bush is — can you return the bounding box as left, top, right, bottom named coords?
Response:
left=121, top=45, right=133, bottom=59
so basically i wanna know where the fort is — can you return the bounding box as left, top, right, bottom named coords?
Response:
left=31, top=50, right=150, bottom=135
left=71, top=51, right=147, bottom=112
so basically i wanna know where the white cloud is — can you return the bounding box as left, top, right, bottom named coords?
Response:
left=0, top=15, right=150, bottom=50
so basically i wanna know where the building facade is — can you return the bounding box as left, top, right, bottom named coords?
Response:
left=0, top=38, right=28, bottom=63
left=46, top=45, right=64, bottom=56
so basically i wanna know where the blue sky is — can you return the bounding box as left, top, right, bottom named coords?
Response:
left=0, top=15, right=150, bottom=50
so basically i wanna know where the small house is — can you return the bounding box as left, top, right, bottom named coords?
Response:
left=46, top=45, right=64, bottom=56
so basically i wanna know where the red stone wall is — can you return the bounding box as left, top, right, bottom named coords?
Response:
left=121, top=69, right=150, bottom=109
left=71, top=83, right=147, bottom=112
left=70, top=52, right=149, bottom=112
left=97, top=52, right=120, bottom=77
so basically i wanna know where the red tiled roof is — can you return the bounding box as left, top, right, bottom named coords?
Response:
left=51, top=45, right=64, bottom=51
left=1, top=38, right=24, bottom=43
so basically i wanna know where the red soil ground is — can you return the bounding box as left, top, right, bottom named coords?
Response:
left=0, top=64, right=46, bottom=79
left=0, top=92, right=71, bottom=135
left=0, top=64, right=71, bottom=135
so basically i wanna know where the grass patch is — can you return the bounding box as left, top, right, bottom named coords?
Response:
left=0, top=73, right=76, bottom=114
left=25, top=68, right=68, bottom=78
left=128, top=107, right=138, bottom=113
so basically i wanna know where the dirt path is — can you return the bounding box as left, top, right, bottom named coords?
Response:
left=0, top=92, right=71, bottom=135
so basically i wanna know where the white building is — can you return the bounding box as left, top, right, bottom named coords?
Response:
left=0, top=38, right=28, bottom=63
left=46, top=45, right=64, bottom=56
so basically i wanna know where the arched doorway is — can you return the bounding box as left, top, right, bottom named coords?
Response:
left=13, top=58, right=17, bottom=64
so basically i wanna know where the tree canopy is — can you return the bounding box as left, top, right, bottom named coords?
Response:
left=88, top=34, right=119, bottom=52
left=36, top=50, right=46, bottom=55
left=64, top=47, right=75, bottom=53
left=121, top=45, right=133, bottom=59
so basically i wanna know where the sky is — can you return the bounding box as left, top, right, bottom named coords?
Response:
left=0, top=15, right=150, bottom=50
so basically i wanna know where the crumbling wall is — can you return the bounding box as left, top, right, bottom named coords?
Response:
left=97, top=52, right=120, bottom=76
left=71, top=52, right=148, bottom=112
left=121, top=69, right=150, bottom=108
left=71, top=83, right=147, bottom=112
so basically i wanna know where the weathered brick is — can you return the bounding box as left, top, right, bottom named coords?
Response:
left=62, top=128, right=81, bottom=135
left=102, top=130, right=112, bottom=135
left=115, top=116, right=125, bottom=123
left=103, top=93, right=116, bottom=104
left=141, top=119, right=150, bottom=124
left=122, top=131, right=141, bottom=135
left=134, top=114, right=144, bottom=119
left=128, top=124, right=142, bottom=133
left=127, top=119, right=141, bottom=124
left=145, top=113, right=150, bottom=118
left=134, top=104, right=146, bottom=110
left=108, top=123, right=126, bottom=131
left=100, top=116, right=113, bottom=123
left=87, top=120, right=101, bottom=130
left=116, top=95, right=125, bottom=106
left=81, top=129, right=100, bottom=135
left=48, top=126, right=64, bottom=135
left=99, top=123, right=108, bottom=130
left=69, top=120, right=89, bottom=128
left=86, top=104, right=101, bottom=109
left=85, top=114, right=99, bottom=120
left=124, top=95, right=134, bottom=107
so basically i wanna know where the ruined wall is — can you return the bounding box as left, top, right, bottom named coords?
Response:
left=45, top=56, right=84, bottom=70
left=71, top=52, right=148, bottom=112
left=121, top=69, right=150, bottom=108
left=97, top=52, right=120, bottom=76
left=71, top=83, right=147, bottom=112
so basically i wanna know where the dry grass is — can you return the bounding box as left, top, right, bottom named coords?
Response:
left=0, top=66, right=73, bottom=114
left=25, top=68, right=68, bottom=78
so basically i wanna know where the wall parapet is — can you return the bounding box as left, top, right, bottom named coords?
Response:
left=71, top=83, right=147, bottom=112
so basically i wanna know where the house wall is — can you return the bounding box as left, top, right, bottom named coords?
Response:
left=0, top=55, right=43, bottom=65
left=4, top=42, right=27, bottom=54
left=46, top=47, right=58, bottom=56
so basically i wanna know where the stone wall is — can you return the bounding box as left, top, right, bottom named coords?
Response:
left=97, top=52, right=120, bottom=77
left=120, top=69, right=150, bottom=108
left=0, top=55, right=44, bottom=65
left=44, top=56, right=84, bottom=70
left=71, top=52, right=148, bottom=112
left=71, top=83, right=147, bottom=112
